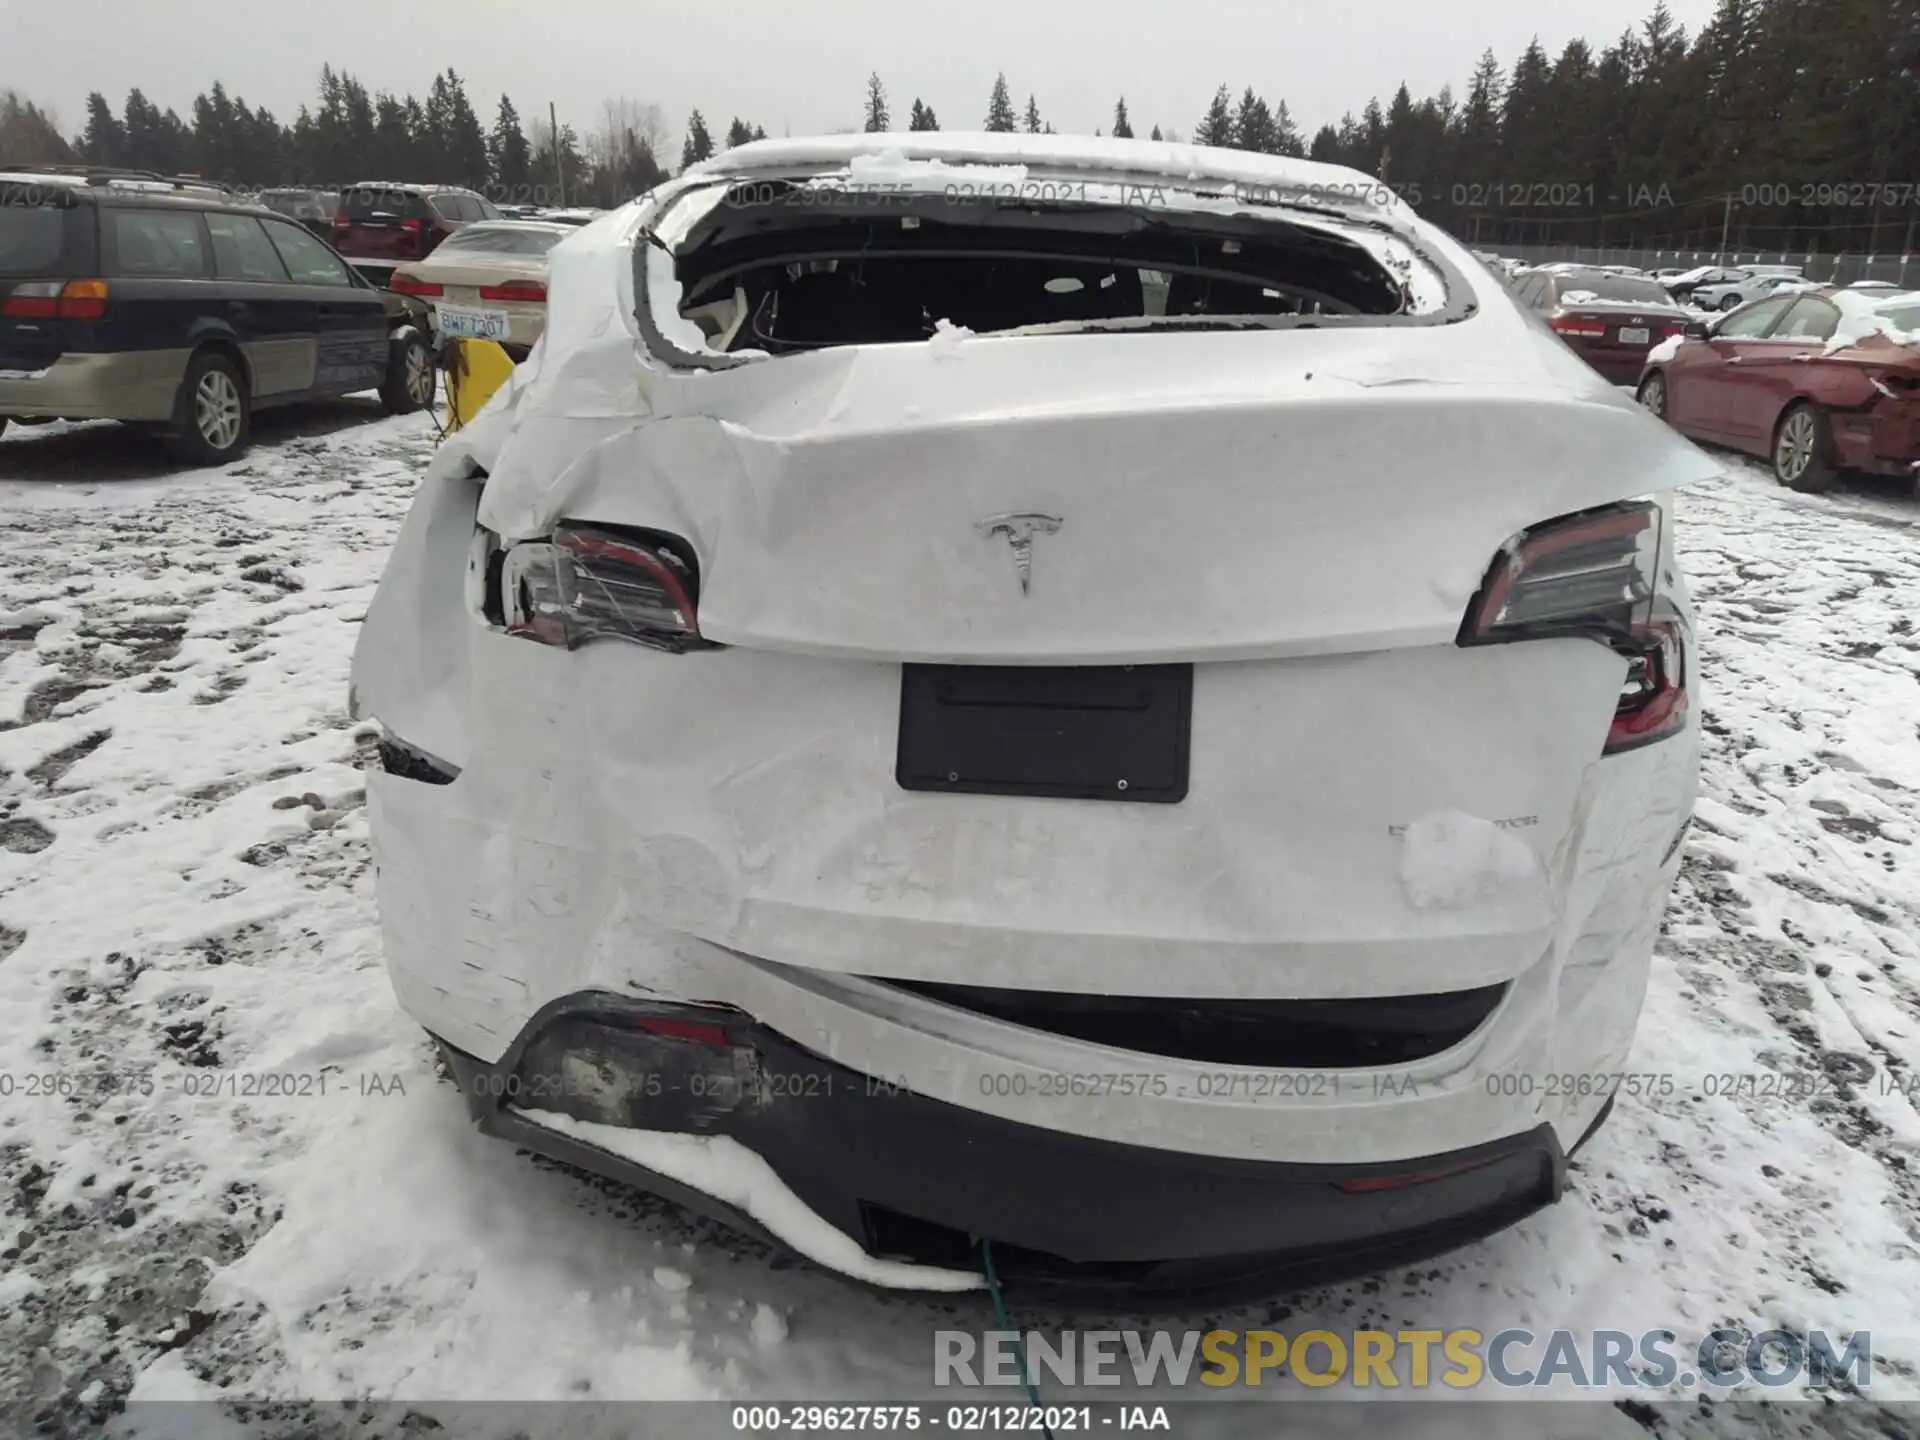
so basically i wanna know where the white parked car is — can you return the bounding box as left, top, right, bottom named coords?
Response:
left=352, top=133, right=1712, bottom=1298
left=532, top=206, right=607, bottom=227
left=1692, top=270, right=1815, bottom=311
left=388, top=220, right=575, bottom=354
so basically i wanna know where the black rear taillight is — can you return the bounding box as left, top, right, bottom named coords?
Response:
left=1460, top=501, right=1687, bottom=755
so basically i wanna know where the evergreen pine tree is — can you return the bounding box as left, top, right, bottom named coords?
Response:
left=680, top=110, right=714, bottom=169
left=371, top=94, right=413, bottom=182
left=984, top=74, right=1017, bottom=131
left=489, top=95, right=531, bottom=194
left=1024, top=95, right=1043, bottom=134
left=1271, top=99, right=1304, bottom=156
left=1232, top=88, right=1275, bottom=151
left=1111, top=97, right=1133, bottom=139
left=1194, top=85, right=1234, bottom=146
left=81, top=92, right=125, bottom=166
left=863, top=73, right=890, bottom=132
left=1459, top=48, right=1506, bottom=161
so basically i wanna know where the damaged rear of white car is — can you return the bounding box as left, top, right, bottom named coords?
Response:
left=351, top=134, right=1713, bottom=1302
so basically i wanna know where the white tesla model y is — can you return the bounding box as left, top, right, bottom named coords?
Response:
left=352, top=133, right=1711, bottom=1302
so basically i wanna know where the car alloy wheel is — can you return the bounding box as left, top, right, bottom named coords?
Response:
left=1775, top=408, right=1817, bottom=484
left=1637, top=372, right=1667, bottom=418
left=195, top=369, right=243, bottom=452
left=405, top=342, right=433, bottom=406
left=1719, top=294, right=1741, bottom=311
left=380, top=333, right=437, bottom=416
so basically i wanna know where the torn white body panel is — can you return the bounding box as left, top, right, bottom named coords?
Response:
left=512, top=1111, right=984, bottom=1290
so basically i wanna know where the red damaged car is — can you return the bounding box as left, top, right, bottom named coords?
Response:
left=1509, top=266, right=1692, bottom=384
left=1635, top=287, right=1920, bottom=493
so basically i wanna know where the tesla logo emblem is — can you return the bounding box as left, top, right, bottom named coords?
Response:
left=976, top=512, right=1063, bottom=594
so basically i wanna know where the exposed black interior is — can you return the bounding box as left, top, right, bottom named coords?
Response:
left=662, top=184, right=1423, bottom=353
left=872, top=979, right=1509, bottom=1067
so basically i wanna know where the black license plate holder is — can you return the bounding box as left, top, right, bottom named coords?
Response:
left=896, top=664, right=1192, bottom=803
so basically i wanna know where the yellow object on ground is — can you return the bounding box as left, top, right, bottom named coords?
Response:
left=446, top=339, right=516, bottom=432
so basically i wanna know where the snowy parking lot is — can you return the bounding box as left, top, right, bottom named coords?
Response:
left=2, top=407, right=1920, bottom=1436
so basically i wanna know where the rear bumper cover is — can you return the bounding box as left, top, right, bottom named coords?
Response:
left=0, top=349, right=185, bottom=421
left=1574, top=349, right=1656, bottom=386
left=1833, top=402, right=1920, bottom=475
left=435, top=993, right=1595, bottom=1303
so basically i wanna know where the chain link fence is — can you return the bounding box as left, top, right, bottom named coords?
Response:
left=1481, top=244, right=1915, bottom=288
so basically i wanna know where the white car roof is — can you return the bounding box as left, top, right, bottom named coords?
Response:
left=0, top=170, right=227, bottom=196
left=689, top=132, right=1416, bottom=228
left=453, top=219, right=575, bottom=235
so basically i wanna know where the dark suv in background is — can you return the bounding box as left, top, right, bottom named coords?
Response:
left=330, top=183, right=502, bottom=283
left=257, top=187, right=340, bottom=239
left=0, top=167, right=435, bottom=464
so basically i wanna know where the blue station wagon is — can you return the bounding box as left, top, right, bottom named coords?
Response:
left=0, top=169, right=435, bottom=463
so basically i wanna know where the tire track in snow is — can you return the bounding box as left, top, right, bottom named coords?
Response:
left=0, top=415, right=437, bottom=1436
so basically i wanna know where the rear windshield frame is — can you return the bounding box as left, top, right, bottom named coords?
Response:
left=1548, top=272, right=1679, bottom=306
left=259, top=188, right=341, bottom=221
left=0, top=184, right=96, bottom=278
left=340, top=186, right=433, bottom=221
left=634, top=174, right=1476, bottom=372
left=434, top=224, right=568, bottom=257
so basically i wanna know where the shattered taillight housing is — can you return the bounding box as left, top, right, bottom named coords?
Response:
left=1458, top=500, right=1688, bottom=755
left=498, top=522, right=717, bottom=653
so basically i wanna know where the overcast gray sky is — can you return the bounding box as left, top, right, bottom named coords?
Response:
left=16, top=0, right=1718, bottom=153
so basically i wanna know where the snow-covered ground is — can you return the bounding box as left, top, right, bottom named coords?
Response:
left=2, top=404, right=1919, bottom=1438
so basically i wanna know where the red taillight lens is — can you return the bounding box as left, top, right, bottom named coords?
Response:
left=479, top=280, right=546, bottom=302
left=2, top=282, right=59, bottom=319
left=3, top=280, right=109, bottom=320
left=1338, top=1156, right=1500, bottom=1194
left=331, top=215, right=352, bottom=230
left=1459, top=501, right=1688, bottom=754
left=634, top=1016, right=734, bottom=1047
left=1608, top=620, right=1687, bottom=754
left=1549, top=314, right=1608, bottom=339
left=389, top=272, right=443, bottom=298
left=500, top=523, right=715, bottom=653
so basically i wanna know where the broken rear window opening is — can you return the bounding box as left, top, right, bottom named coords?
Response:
left=634, top=176, right=1469, bottom=368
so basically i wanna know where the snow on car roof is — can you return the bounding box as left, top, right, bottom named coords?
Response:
left=457, top=219, right=575, bottom=233
left=688, top=132, right=1416, bottom=225
left=1820, top=288, right=1920, bottom=354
